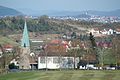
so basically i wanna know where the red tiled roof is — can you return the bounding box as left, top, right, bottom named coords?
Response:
left=97, top=42, right=112, bottom=48
left=38, top=52, right=74, bottom=57
left=50, top=40, right=61, bottom=44
left=116, top=29, right=120, bottom=32
left=94, top=28, right=99, bottom=31
left=3, top=44, right=13, bottom=49
left=45, top=44, right=66, bottom=53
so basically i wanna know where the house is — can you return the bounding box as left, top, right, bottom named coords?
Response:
left=50, top=40, right=70, bottom=52
left=100, top=29, right=108, bottom=35
left=10, top=59, right=19, bottom=67
left=100, top=29, right=114, bottom=35
left=3, top=44, right=13, bottom=52
left=82, top=53, right=97, bottom=63
left=29, top=54, right=38, bottom=69
left=115, top=28, right=120, bottom=34
left=38, top=52, right=79, bottom=69
left=89, top=28, right=100, bottom=35
left=97, top=41, right=112, bottom=48
left=108, top=29, right=114, bottom=35
left=38, top=42, right=79, bottom=69
left=77, top=53, right=98, bottom=70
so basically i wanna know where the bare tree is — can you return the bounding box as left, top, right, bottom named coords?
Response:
left=112, top=35, right=120, bottom=69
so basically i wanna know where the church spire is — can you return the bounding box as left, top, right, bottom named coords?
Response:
left=21, top=20, right=30, bottom=47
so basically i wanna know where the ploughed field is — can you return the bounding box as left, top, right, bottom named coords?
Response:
left=0, top=70, right=120, bottom=80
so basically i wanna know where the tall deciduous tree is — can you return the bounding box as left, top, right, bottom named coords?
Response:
left=112, top=35, right=120, bottom=68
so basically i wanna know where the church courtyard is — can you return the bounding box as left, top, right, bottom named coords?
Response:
left=0, top=70, right=120, bottom=80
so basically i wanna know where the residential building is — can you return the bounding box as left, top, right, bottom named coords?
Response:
left=3, top=44, right=13, bottom=52
left=38, top=40, right=79, bottom=69
left=38, top=52, right=79, bottom=69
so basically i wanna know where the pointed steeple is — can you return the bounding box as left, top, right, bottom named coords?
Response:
left=21, top=20, right=30, bottom=47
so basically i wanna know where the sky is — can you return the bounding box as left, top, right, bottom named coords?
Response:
left=0, top=0, right=120, bottom=14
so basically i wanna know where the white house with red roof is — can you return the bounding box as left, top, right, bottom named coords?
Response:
left=38, top=40, right=79, bottom=69
left=50, top=40, right=70, bottom=52
left=3, top=44, right=13, bottom=52
left=115, top=28, right=120, bottom=34
left=100, top=29, right=114, bottom=35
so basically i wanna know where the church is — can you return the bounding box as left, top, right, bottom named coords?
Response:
left=18, top=20, right=38, bottom=69
left=19, top=20, right=31, bottom=69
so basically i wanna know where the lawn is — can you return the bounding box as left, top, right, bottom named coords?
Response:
left=0, top=70, right=120, bottom=80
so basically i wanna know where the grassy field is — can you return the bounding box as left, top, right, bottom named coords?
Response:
left=0, top=35, right=18, bottom=46
left=0, top=70, right=120, bottom=80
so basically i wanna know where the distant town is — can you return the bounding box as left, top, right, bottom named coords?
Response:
left=51, top=15, right=120, bottom=23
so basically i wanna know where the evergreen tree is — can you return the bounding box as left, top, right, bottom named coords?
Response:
left=89, top=32, right=98, bottom=64
left=71, top=32, right=76, bottom=39
left=89, top=32, right=97, bottom=49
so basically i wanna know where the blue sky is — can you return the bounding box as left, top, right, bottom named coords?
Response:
left=0, top=0, right=120, bottom=14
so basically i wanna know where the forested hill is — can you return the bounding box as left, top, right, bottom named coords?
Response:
left=0, top=16, right=120, bottom=36
left=0, top=6, right=22, bottom=16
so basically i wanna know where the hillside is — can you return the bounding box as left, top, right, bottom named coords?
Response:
left=0, top=35, right=19, bottom=46
left=0, top=6, right=22, bottom=16
left=0, top=16, right=120, bottom=36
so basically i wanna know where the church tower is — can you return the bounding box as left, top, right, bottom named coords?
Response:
left=21, top=20, right=30, bottom=47
left=19, top=20, right=30, bottom=69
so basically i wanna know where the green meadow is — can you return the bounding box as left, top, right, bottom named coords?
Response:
left=0, top=70, right=120, bottom=80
